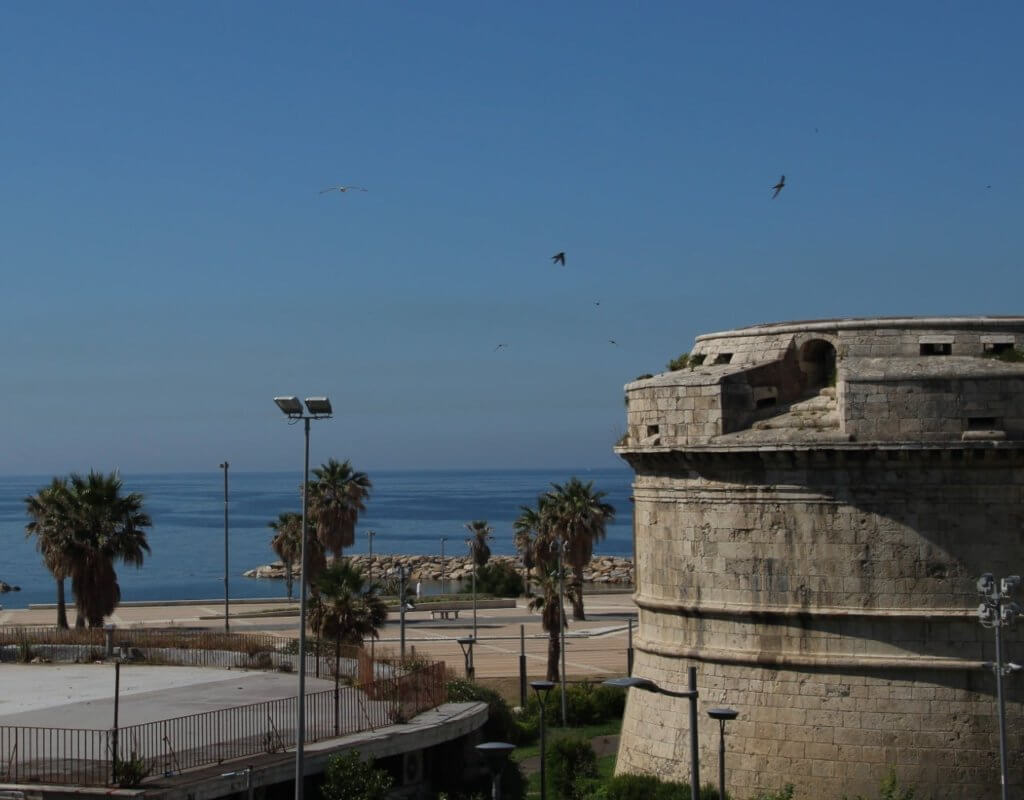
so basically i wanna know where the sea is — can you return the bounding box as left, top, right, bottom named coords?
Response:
left=0, top=468, right=634, bottom=610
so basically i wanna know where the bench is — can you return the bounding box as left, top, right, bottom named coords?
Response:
left=430, top=608, right=460, bottom=620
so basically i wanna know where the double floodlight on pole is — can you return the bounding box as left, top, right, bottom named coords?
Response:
left=604, top=670, right=701, bottom=800
left=273, top=395, right=333, bottom=800
left=977, top=572, right=1021, bottom=800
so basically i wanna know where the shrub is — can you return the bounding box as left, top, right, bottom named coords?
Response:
left=113, top=751, right=151, bottom=787
left=521, top=681, right=625, bottom=727
left=843, top=769, right=914, bottom=800
left=598, top=775, right=726, bottom=800
left=464, top=562, right=524, bottom=597
left=666, top=353, right=690, bottom=371
left=751, top=786, right=795, bottom=800
left=548, top=736, right=597, bottom=800
left=320, top=750, right=393, bottom=800
left=446, top=678, right=531, bottom=744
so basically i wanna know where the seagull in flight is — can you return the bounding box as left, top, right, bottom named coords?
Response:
left=609, top=339, right=618, bottom=346
left=494, top=343, right=507, bottom=351
left=771, top=175, right=786, bottom=199
left=551, top=251, right=566, bottom=266
left=594, top=301, right=600, bottom=307
left=320, top=185, right=369, bottom=194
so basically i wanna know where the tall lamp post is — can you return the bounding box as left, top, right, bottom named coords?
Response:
left=530, top=680, right=555, bottom=800
left=978, top=572, right=1021, bottom=800
left=440, top=536, right=449, bottom=594
left=707, top=707, right=739, bottom=800
left=475, top=742, right=516, bottom=800
left=604, top=670, right=701, bottom=800
left=219, top=461, right=230, bottom=633
left=273, top=395, right=333, bottom=800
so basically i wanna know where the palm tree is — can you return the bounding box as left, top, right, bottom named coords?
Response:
left=465, top=520, right=492, bottom=568
left=269, top=512, right=303, bottom=600
left=308, top=459, right=372, bottom=559
left=546, top=478, right=615, bottom=621
left=63, top=471, right=151, bottom=627
left=310, top=560, right=387, bottom=647
left=24, top=478, right=75, bottom=628
left=516, top=496, right=567, bottom=681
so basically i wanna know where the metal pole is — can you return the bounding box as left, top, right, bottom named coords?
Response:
left=473, top=555, right=478, bottom=642
left=492, top=769, right=501, bottom=800
left=538, top=702, right=547, bottom=800
left=369, top=530, right=375, bottom=665
left=519, top=625, right=527, bottom=708
left=689, top=667, right=700, bottom=800
left=995, top=619, right=1009, bottom=800
left=295, top=418, right=310, bottom=800
left=557, top=540, right=567, bottom=726
left=627, top=618, right=634, bottom=676
left=367, top=530, right=374, bottom=581
left=247, top=766, right=254, bottom=800
left=441, top=538, right=447, bottom=595
left=399, top=566, right=407, bottom=660
left=717, top=719, right=726, bottom=800
left=221, top=461, right=230, bottom=633
left=111, top=660, right=121, bottom=784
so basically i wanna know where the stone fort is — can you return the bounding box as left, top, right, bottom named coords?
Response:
left=615, top=317, right=1024, bottom=799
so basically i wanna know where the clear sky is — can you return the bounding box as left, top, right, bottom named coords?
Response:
left=1, top=2, right=1022, bottom=475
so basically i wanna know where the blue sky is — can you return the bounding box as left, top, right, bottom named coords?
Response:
left=1, top=2, right=1022, bottom=475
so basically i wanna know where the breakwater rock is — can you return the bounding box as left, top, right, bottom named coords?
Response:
left=0, top=581, right=20, bottom=593
left=243, top=554, right=634, bottom=585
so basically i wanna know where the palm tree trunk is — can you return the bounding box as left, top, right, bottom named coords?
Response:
left=285, top=561, right=294, bottom=601
left=571, top=567, right=586, bottom=621
left=55, top=578, right=69, bottom=629
left=547, top=629, right=561, bottom=682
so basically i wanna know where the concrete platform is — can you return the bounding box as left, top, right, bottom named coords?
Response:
left=0, top=665, right=336, bottom=727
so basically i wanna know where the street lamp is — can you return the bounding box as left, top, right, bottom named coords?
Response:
left=707, top=706, right=739, bottom=800
left=530, top=680, right=555, bottom=800
left=978, top=572, right=1021, bottom=800
left=440, top=536, right=449, bottom=594
left=458, top=635, right=476, bottom=680
left=221, top=766, right=254, bottom=800
left=475, top=742, right=516, bottom=800
left=219, top=461, right=230, bottom=633
left=367, top=529, right=376, bottom=582
left=273, top=395, right=332, bottom=800
left=604, top=669, right=700, bottom=800
left=467, top=538, right=478, bottom=640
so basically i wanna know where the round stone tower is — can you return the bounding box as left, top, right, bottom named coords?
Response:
left=616, top=317, right=1024, bottom=799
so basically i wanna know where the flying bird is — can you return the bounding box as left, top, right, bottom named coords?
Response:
left=551, top=252, right=566, bottom=266
left=771, top=176, right=786, bottom=199
left=320, top=185, right=369, bottom=194
left=609, top=339, right=618, bottom=346
left=494, top=344, right=507, bottom=351
left=594, top=301, right=600, bottom=307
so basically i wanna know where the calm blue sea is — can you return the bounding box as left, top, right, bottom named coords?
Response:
left=0, top=469, right=634, bottom=610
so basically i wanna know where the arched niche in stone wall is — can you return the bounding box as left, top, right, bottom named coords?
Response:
left=796, top=337, right=837, bottom=392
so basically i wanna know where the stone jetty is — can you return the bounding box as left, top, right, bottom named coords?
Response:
left=243, top=554, right=634, bottom=585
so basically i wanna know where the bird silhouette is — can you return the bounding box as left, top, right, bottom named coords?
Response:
left=771, top=176, right=786, bottom=199
left=552, top=252, right=566, bottom=266
left=609, top=339, right=618, bottom=346
left=494, top=344, right=507, bottom=351
left=320, top=185, right=368, bottom=194
left=594, top=301, right=600, bottom=307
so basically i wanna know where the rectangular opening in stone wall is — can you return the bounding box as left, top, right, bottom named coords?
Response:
left=714, top=353, right=733, bottom=364
left=967, top=417, right=1000, bottom=430
left=983, top=341, right=1015, bottom=354
left=919, top=342, right=952, bottom=356
left=755, top=396, right=777, bottom=409
left=646, top=424, right=660, bottom=437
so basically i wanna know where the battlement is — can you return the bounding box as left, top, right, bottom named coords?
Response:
left=620, top=316, right=1024, bottom=449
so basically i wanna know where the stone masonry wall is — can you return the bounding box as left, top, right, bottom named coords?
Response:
left=618, top=448, right=1024, bottom=799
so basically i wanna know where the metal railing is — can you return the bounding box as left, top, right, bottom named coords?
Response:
left=0, top=658, right=446, bottom=787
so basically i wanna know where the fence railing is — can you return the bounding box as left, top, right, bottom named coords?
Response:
left=0, top=658, right=446, bottom=787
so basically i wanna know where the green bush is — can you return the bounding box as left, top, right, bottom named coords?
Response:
left=548, top=736, right=598, bottom=800
left=521, top=681, right=626, bottom=727
left=598, top=773, right=697, bottom=799
left=666, top=353, right=690, bottom=371
left=446, top=678, right=532, bottom=744
left=751, top=786, right=795, bottom=800
left=843, top=769, right=914, bottom=800
left=463, top=561, right=524, bottom=597
left=320, top=751, right=393, bottom=800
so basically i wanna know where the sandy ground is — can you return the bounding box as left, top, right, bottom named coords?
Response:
left=1, top=592, right=638, bottom=683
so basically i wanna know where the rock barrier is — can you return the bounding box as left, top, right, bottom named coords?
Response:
left=243, top=554, right=634, bottom=585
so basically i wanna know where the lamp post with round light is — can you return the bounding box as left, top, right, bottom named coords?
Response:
left=440, top=536, right=449, bottom=594
left=530, top=680, right=555, bottom=800
left=707, top=706, right=739, bottom=800
left=273, top=395, right=332, bottom=800
left=475, top=741, right=515, bottom=800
